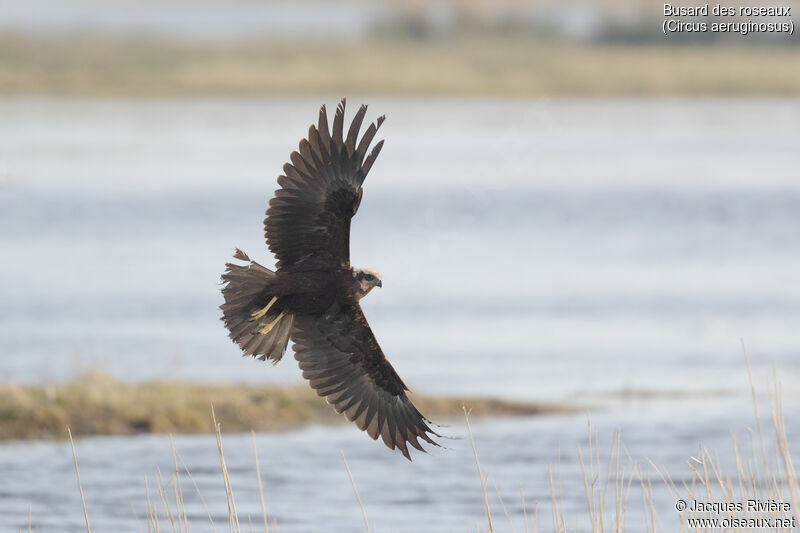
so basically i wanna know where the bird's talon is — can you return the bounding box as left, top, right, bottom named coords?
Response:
left=250, top=296, right=278, bottom=320
left=258, top=310, right=286, bottom=334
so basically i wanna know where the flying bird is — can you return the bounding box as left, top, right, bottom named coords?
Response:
left=220, top=99, right=439, bottom=459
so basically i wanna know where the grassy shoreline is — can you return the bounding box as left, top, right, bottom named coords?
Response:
left=0, top=372, right=572, bottom=441
left=2, top=33, right=800, bottom=97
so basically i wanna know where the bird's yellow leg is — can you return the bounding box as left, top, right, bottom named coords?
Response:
left=250, top=296, right=278, bottom=320
left=258, top=311, right=286, bottom=335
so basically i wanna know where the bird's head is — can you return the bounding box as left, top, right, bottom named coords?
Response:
left=353, top=268, right=382, bottom=299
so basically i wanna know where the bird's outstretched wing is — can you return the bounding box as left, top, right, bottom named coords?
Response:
left=292, top=302, right=440, bottom=460
left=265, top=98, right=385, bottom=272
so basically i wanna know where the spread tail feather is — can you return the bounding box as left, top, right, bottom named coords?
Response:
left=220, top=249, right=294, bottom=363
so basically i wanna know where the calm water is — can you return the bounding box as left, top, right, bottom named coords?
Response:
left=0, top=98, right=799, bottom=531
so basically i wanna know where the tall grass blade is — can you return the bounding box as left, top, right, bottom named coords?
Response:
left=211, top=404, right=241, bottom=533
left=68, top=427, right=92, bottom=533
left=251, top=431, right=270, bottom=533
left=341, top=451, right=370, bottom=533
left=463, top=406, right=494, bottom=533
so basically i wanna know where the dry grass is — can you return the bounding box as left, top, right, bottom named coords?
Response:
left=465, top=406, right=495, bottom=533
left=68, top=427, right=92, bottom=533
left=72, top=372, right=793, bottom=533
left=2, top=32, right=800, bottom=97
left=56, top=368, right=798, bottom=533
left=342, top=451, right=371, bottom=533
left=0, top=371, right=568, bottom=441
left=25, top=343, right=800, bottom=532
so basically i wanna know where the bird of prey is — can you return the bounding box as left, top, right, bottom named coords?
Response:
left=220, top=99, right=439, bottom=459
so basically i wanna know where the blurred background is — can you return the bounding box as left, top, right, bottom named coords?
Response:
left=1, top=1, right=799, bottom=532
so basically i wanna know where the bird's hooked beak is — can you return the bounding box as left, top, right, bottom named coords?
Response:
left=375, top=279, right=382, bottom=288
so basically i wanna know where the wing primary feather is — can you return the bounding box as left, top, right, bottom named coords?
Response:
left=289, top=151, right=314, bottom=180
left=379, top=402, right=398, bottom=450
left=355, top=123, right=377, bottom=164
left=394, top=422, right=411, bottom=460
left=338, top=389, right=364, bottom=418
left=406, top=433, right=425, bottom=453
left=394, top=403, right=418, bottom=441
left=389, top=403, right=405, bottom=453
left=345, top=105, right=368, bottom=155
left=317, top=104, right=331, bottom=148
left=417, top=424, right=441, bottom=445
left=297, top=139, right=317, bottom=174
left=307, top=126, right=331, bottom=180
left=360, top=140, right=384, bottom=182
left=343, top=399, right=362, bottom=422
left=364, top=397, right=380, bottom=439
left=348, top=391, right=370, bottom=422
left=374, top=398, right=388, bottom=446
left=355, top=406, right=372, bottom=438
left=333, top=98, right=345, bottom=148
left=282, top=164, right=310, bottom=186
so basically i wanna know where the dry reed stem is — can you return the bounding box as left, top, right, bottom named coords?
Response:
left=602, top=431, right=619, bottom=533
left=68, top=427, right=92, bottom=533
left=155, top=467, right=178, bottom=532
left=556, top=446, right=568, bottom=532
left=770, top=378, right=800, bottom=525
left=463, top=405, right=494, bottom=533
left=341, top=451, right=370, bottom=533
left=490, top=476, right=516, bottom=533
left=743, top=340, right=769, bottom=484
left=641, top=343, right=799, bottom=533
left=519, top=486, right=529, bottom=533
left=577, top=440, right=594, bottom=532
left=251, top=431, right=270, bottom=533
left=645, top=473, right=657, bottom=532
left=547, top=465, right=562, bottom=533
left=169, top=435, right=189, bottom=533
left=145, top=475, right=160, bottom=533
left=130, top=501, right=146, bottom=533
left=613, top=434, right=632, bottom=533
left=212, top=404, right=241, bottom=533
left=63, top=347, right=796, bottom=533
left=635, top=466, right=657, bottom=533
left=177, top=452, right=218, bottom=532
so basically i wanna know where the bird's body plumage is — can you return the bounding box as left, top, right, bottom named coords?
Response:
left=220, top=99, right=439, bottom=459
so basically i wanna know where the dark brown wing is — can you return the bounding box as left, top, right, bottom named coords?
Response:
left=265, top=99, right=385, bottom=272
left=292, top=302, right=440, bottom=460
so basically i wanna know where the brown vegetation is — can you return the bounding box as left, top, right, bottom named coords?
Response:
left=0, top=371, right=570, bottom=441
left=2, top=33, right=800, bottom=97
left=123, top=385, right=799, bottom=532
